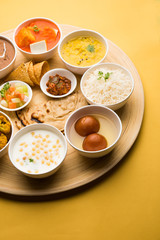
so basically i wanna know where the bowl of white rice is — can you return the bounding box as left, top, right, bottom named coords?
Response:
left=80, top=63, right=134, bottom=110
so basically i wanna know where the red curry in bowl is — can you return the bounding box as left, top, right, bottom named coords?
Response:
left=15, top=19, right=61, bottom=53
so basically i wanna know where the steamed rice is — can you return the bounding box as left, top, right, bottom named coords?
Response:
left=82, top=67, right=133, bottom=105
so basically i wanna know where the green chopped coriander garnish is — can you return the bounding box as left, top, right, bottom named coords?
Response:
left=33, top=25, right=40, bottom=32
left=0, top=82, right=11, bottom=97
left=29, top=158, right=34, bottom=162
left=98, top=71, right=103, bottom=76
left=104, top=72, right=111, bottom=81
left=86, top=44, right=95, bottom=52
left=97, top=71, right=104, bottom=80
left=97, top=71, right=112, bottom=81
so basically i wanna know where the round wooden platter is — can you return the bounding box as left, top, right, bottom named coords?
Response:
left=0, top=24, right=144, bottom=197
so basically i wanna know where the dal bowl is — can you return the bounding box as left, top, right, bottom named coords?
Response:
left=0, top=36, right=17, bottom=79
left=58, top=29, right=108, bottom=75
left=64, top=105, right=122, bottom=158
left=0, top=111, right=14, bottom=158
left=9, top=123, right=67, bottom=178
left=13, top=17, right=62, bottom=61
left=80, top=63, right=134, bottom=111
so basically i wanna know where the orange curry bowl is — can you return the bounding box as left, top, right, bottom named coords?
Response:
left=13, top=17, right=62, bottom=62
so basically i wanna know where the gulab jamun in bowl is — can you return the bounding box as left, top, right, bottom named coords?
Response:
left=64, top=105, right=122, bottom=158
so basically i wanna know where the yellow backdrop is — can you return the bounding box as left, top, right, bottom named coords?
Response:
left=0, top=0, right=160, bottom=239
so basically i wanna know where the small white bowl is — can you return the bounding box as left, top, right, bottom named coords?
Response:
left=0, top=111, right=14, bottom=158
left=9, top=123, right=67, bottom=178
left=64, top=105, right=122, bottom=158
left=80, top=63, right=134, bottom=111
left=40, top=68, right=77, bottom=98
left=0, top=80, right=32, bottom=111
left=58, top=29, right=108, bottom=75
left=0, top=36, right=17, bottom=79
left=13, top=17, right=62, bottom=62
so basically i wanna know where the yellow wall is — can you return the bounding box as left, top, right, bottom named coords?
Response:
left=0, top=0, right=160, bottom=239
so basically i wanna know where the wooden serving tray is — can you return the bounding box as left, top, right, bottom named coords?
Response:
left=0, top=25, right=144, bottom=197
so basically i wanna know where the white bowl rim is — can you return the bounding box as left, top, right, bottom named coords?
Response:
left=40, top=68, right=77, bottom=98
left=0, top=110, right=14, bottom=153
left=64, top=105, right=122, bottom=154
left=0, top=35, right=17, bottom=73
left=8, top=123, right=68, bottom=176
left=80, top=62, right=135, bottom=107
left=58, top=29, right=109, bottom=70
left=13, top=17, right=62, bottom=55
left=0, top=80, right=32, bottom=111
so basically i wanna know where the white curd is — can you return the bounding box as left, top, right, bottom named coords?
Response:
left=12, top=129, right=65, bottom=174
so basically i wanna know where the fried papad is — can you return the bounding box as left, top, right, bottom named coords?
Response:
left=13, top=86, right=87, bottom=132
left=27, top=61, right=38, bottom=85
left=33, top=61, right=50, bottom=85
left=6, top=62, right=35, bottom=87
left=5, top=60, right=50, bottom=87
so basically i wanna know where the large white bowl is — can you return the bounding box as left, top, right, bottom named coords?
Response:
left=80, top=63, right=134, bottom=111
left=64, top=105, right=122, bottom=158
left=0, top=111, right=14, bottom=158
left=0, top=35, right=17, bottom=79
left=0, top=80, right=32, bottom=111
left=13, top=17, right=62, bottom=62
left=58, top=29, right=108, bottom=75
left=9, top=123, right=67, bottom=178
left=40, top=68, right=77, bottom=98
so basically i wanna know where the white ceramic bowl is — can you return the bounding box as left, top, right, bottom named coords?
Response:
left=13, top=17, right=62, bottom=61
left=64, top=105, right=122, bottom=158
left=0, top=111, right=14, bottom=158
left=58, top=29, right=108, bottom=75
left=0, top=80, right=32, bottom=111
left=0, top=36, right=17, bottom=79
left=80, top=63, right=134, bottom=111
left=9, top=123, right=67, bottom=178
left=40, top=68, right=77, bottom=98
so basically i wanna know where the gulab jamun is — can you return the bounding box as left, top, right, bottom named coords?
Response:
left=82, top=133, right=107, bottom=151
left=75, top=115, right=100, bottom=137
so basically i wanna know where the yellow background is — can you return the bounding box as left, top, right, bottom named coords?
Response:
left=0, top=0, right=160, bottom=239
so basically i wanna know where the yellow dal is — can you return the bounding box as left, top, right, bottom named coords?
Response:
left=61, top=36, right=106, bottom=67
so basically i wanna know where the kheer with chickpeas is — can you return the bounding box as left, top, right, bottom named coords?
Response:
left=12, top=130, right=65, bottom=174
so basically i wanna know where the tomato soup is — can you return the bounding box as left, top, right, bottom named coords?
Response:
left=15, top=19, right=61, bottom=52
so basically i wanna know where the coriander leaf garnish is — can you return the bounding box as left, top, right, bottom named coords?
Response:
left=87, top=44, right=95, bottom=52
left=97, top=71, right=112, bottom=81
left=0, top=83, right=11, bottom=97
left=33, top=25, right=40, bottom=32
left=29, top=158, right=34, bottom=162
left=98, top=71, right=103, bottom=76
left=104, top=72, right=111, bottom=81
left=3, top=82, right=10, bottom=91
left=0, top=89, right=5, bottom=98
left=97, top=71, right=103, bottom=80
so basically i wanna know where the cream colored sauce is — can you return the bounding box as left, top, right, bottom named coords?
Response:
left=13, top=130, right=65, bottom=174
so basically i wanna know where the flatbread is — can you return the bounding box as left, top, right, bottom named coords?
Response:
left=14, top=86, right=87, bottom=132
